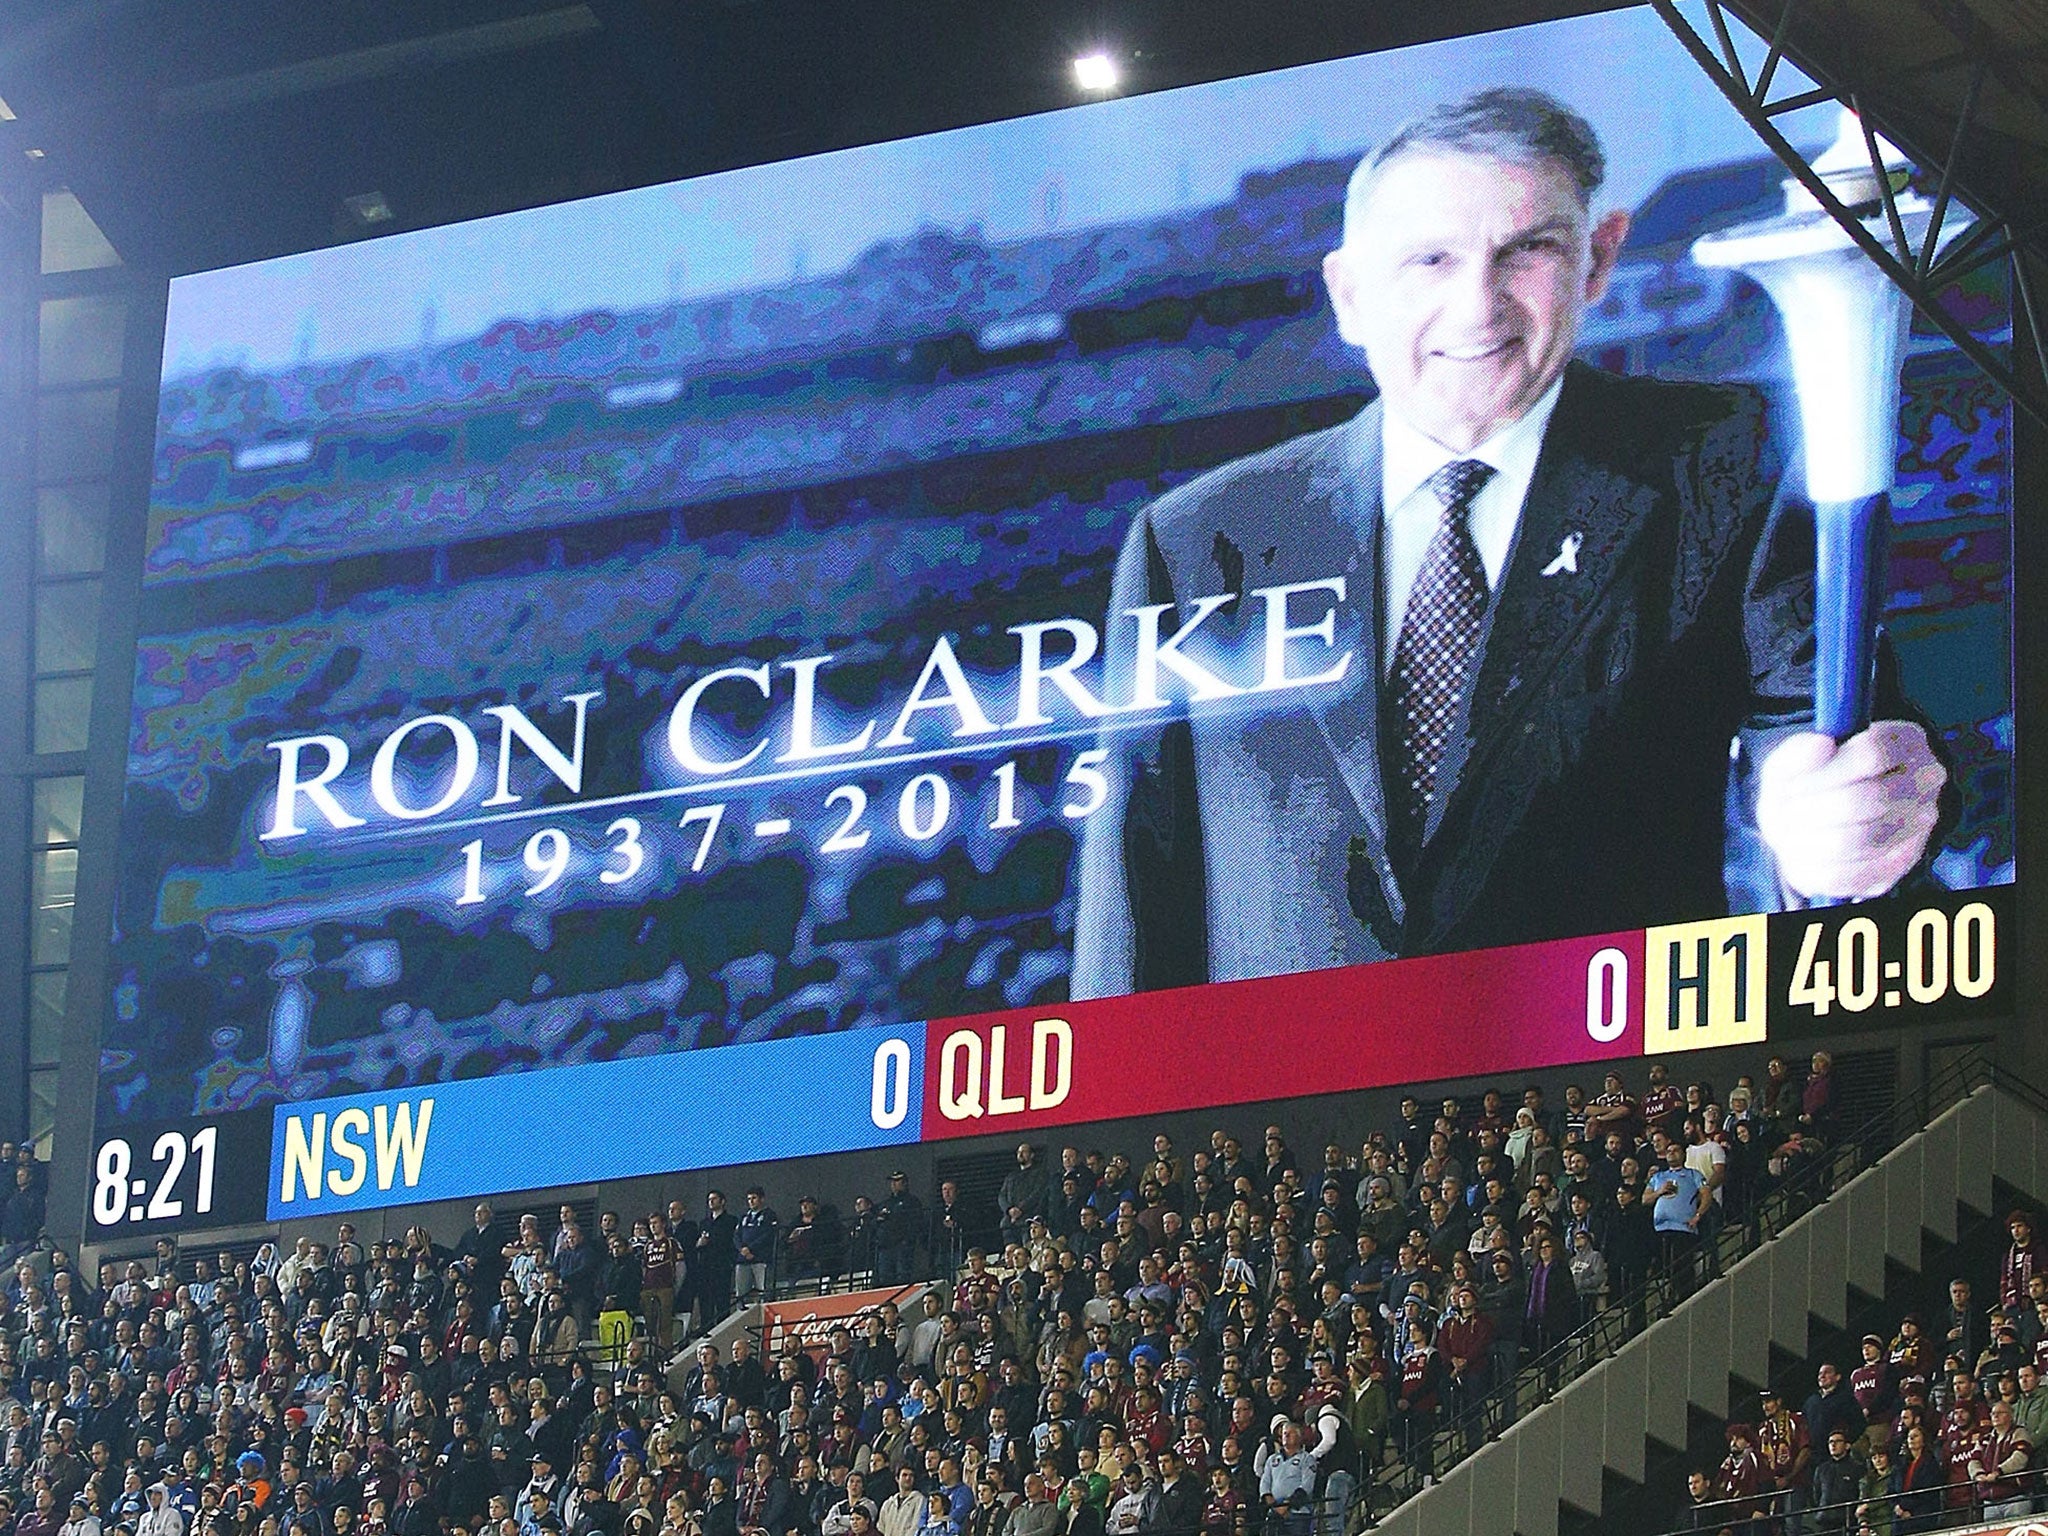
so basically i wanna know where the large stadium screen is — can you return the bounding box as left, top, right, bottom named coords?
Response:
left=85, top=4, right=2014, bottom=1235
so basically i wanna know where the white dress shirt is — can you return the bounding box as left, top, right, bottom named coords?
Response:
left=1378, top=377, right=1564, bottom=669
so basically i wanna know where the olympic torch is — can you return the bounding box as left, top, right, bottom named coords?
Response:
left=1691, top=111, right=1958, bottom=905
left=1692, top=110, right=1954, bottom=747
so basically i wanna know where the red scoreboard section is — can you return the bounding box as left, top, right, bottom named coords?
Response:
left=919, top=925, right=1644, bottom=1136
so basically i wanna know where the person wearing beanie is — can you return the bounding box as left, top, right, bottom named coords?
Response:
left=1850, top=1336, right=1895, bottom=1450
left=1391, top=1301, right=1441, bottom=1480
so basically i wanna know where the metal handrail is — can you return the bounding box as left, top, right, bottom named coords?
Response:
left=1643, top=1470, right=2032, bottom=1536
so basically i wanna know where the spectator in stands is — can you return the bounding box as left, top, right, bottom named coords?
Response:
left=684, top=1194, right=732, bottom=1331
left=878, top=1469, right=921, bottom=1536
left=699, top=1478, right=737, bottom=1536
left=2017, top=1274, right=2048, bottom=1354
left=737, top=1452, right=789, bottom=1536
left=638, top=1217, right=680, bottom=1355
left=1101, top=1467, right=1147, bottom=1536
left=1887, top=1315, right=1931, bottom=1410
left=0, top=1170, right=43, bottom=1266
left=1939, top=1369, right=1986, bottom=1516
left=1521, top=1235, right=1574, bottom=1371
left=1388, top=1299, right=1440, bottom=1479
left=16, top=1489, right=56, bottom=1536
left=279, top=1481, right=328, bottom=1536
left=1585, top=1072, right=1638, bottom=1145
left=1807, top=1427, right=1859, bottom=1534
left=597, top=1235, right=643, bottom=1328
left=1649, top=1144, right=1711, bottom=1296
left=733, top=1193, right=778, bottom=1308
left=1757, top=1389, right=1810, bottom=1532
left=1682, top=1117, right=1727, bottom=1221
left=820, top=1472, right=876, bottom=1536
left=1798, top=1054, right=1839, bottom=1142
left=1943, top=1282, right=1985, bottom=1388
left=2001, top=1211, right=2045, bottom=1315
left=1191, top=1467, right=1238, bottom=1536
left=1852, top=1442, right=1897, bottom=1536
left=1723, top=1117, right=1766, bottom=1225
left=1602, top=1184, right=1655, bottom=1310
left=1715, top=1421, right=1761, bottom=1527
left=1804, top=1364, right=1864, bottom=1454
left=1848, top=1337, right=1894, bottom=1454
left=1979, top=1319, right=2027, bottom=1383
left=531, top=1294, right=579, bottom=1373
left=1886, top=1417, right=1938, bottom=1536
left=555, top=1227, right=600, bottom=1326
left=929, top=1186, right=970, bottom=1281
left=1642, top=1064, right=1684, bottom=1144
left=1429, top=1284, right=1488, bottom=1450
left=1059, top=1479, right=1102, bottom=1536
left=998, top=1152, right=1049, bottom=1255
left=1566, top=1230, right=1606, bottom=1323
left=1762, top=1056, right=1803, bottom=1137
left=1680, top=1468, right=1722, bottom=1533
left=454, top=1203, right=499, bottom=1282
left=875, top=1178, right=923, bottom=1288
left=1968, top=1397, right=2032, bottom=1519
left=1254, top=1423, right=1312, bottom=1536
left=795, top=1196, right=846, bottom=1292
left=1147, top=1450, right=1198, bottom=1536
left=2014, top=1361, right=2048, bottom=1450
left=1002, top=1479, right=1055, bottom=1536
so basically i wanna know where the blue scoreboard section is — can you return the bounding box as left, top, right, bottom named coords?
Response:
left=264, top=1023, right=925, bottom=1217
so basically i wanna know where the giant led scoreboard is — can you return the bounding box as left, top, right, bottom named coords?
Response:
left=83, top=5, right=2014, bottom=1234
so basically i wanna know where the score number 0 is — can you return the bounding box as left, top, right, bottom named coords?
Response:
left=1586, top=946, right=1631, bottom=1043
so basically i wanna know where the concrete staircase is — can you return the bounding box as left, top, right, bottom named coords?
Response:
left=1370, top=1081, right=2046, bottom=1536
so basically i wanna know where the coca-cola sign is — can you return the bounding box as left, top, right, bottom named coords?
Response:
left=761, top=1284, right=933, bottom=1364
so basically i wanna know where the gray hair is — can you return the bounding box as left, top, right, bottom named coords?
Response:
left=1341, top=87, right=1606, bottom=244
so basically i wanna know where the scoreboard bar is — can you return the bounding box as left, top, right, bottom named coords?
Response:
left=80, top=884, right=2012, bottom=1234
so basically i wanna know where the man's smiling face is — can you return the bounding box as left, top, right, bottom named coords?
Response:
left=1323, top=150, right=1628, bottom=452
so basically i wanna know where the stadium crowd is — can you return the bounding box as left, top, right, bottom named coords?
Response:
left=0, top=1055, right=1852, bottom=1536
left=1677, top=1203, right=2048, bottom=1535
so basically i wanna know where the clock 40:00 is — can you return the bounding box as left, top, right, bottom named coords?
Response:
left=1788, top=902, right=1996, bottom=1016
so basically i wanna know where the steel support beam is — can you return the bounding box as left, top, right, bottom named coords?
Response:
left=1653, top=0, right=2047, bottom=427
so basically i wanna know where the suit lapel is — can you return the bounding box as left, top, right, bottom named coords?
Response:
left=1304, top=401, right=1405, bottom=934
left=1421, top=366, right=1659, bottom=912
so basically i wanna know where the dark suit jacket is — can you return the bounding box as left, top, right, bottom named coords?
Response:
left=1071, top=361, right=1822, bottom=996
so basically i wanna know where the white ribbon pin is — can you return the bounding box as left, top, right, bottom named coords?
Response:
left=1541, top=531, right=1583, bottom=577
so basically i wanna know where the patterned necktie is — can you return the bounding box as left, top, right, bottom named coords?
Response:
left=1387, top=458, right=1496, bottom=848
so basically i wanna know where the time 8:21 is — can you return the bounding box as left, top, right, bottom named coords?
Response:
left=1786, top=901, right=1996, bottom=1016
left=91, top=1127, right=219, bottom=1227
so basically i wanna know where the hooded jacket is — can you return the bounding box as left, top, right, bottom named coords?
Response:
left=137, top=1489, right=184, bottom=1536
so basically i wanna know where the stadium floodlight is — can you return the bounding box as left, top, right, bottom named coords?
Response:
left=343, top=190, right=396, bottom=226
left=1073, top=52, right=1119, bottom=92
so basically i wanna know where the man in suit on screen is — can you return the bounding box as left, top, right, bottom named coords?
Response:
left=1070, top=87, right=1947, bottom=997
